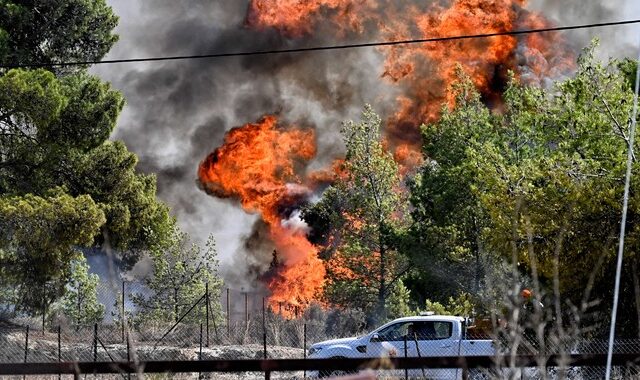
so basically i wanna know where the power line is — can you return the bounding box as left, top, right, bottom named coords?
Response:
left=1, top=18, right=640, bottom=69
left=605, top=30, right=640, bottom=380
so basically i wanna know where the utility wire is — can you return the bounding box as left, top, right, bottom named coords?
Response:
left=605, top=29, right=640, bottom=380
left=1, top=18, right=640, bottom=69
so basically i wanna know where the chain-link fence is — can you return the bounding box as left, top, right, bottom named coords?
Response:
left=1, top=318, right=639, bottom=379
left=1, top=280, right=639, bottom=379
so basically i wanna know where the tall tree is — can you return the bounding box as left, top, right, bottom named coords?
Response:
left=304, top=105, right=408, bottom=322
left=410, top=45, right=640, bottom=336
left=0, top=190, right=105, bottom=313
left=0, top=0, right=118, bottom=71
left=407, top=71, right=495, bottom=305
left=0, top=2, right=173, bottom=315
left=54, top=258, right=105, bottom=327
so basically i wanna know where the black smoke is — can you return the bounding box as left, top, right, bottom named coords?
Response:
left=93, top=0, right=639, bottom=289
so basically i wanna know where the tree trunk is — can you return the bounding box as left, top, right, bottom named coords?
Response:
left=174, top=288, right=179, bottom=323
left=377, top=224, right=387, bottom=323
left=474, top=230, right=482, bottom=294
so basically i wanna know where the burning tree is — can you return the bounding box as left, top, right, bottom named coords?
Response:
left=198, top=116, right=325, bottom=316
left=209, top=0, right=577, bottom=319
left=304, top=105, right=410, bottom=322
left=245, top=0, right=574, bottom=150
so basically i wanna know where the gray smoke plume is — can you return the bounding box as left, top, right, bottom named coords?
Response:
left=92, top=0, right=639, bottom=289
left=92, top=0, right=397, bottom=289
left=529, top=0, right=640, bottom=59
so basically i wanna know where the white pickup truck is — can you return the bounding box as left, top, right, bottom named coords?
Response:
left=308, top=315, right=494, bottom=379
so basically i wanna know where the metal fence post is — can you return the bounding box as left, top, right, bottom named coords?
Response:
left=206, top=282, right=210, bottom=347
left=226, top=287, right=230, bottom=336
left=121, top=280, right=125, bottom=343
left=413, top=333, right=426, bottom=378
left=22, top=325, right=29, bottom=380
left=57, top=325, right=61, bottom=380
left=244, top=291, right=249, bottom=325
left=199, top=323, right=203, bottom=359
left=404, top=334, right=408, bottom=380
left=23, top=325, right=29, bottom=362
left=303, top=323, right=307, bottom=379
left=126, top=331, right=131, bottom=362
left=199, top=323, right=203, bottom=380
left=93, top=323, right=98, bottom=363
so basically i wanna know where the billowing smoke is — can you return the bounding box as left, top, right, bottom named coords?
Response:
left=92, top=0, right=640, bottom=293
left=92, top=0, right=396, bottom=290
left=529, top=0, right=640, bottom=59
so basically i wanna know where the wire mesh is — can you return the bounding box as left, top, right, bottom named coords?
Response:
left=1, top=281, right=639, bottom=379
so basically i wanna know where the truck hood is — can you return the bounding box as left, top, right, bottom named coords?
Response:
left=312, top=336, right=362, bottom=348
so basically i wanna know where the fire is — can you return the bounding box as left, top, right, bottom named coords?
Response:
left=245, top=0, right=368, bottom=37
left=198, top=0, right=576, bottom=316
left=246, top=0, right=574, bottom=149
left=198, top=116, right=325, bottom=315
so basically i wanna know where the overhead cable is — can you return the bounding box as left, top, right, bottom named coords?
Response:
left=1, top=19, right=640, bottom=69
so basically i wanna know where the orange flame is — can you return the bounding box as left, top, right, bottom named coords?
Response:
left=246, top=0, right=575, bottom=149
left=198, top=116, right=325, bottom=316
left=199, top=1, right=576, bottom=316
left=245, top=0, right=368, bottom=37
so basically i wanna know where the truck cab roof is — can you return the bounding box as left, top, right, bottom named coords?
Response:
left=386, top=315, right=465, bottom=324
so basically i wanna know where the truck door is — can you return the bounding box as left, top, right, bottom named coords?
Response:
left=407, top=321, right=458, bottom=379
left=366, top=321, right=412, bottom=358
left=407, top=321, right=457, bottom=356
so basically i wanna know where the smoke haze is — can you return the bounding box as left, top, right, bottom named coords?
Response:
left=92, top=0, right=640, bottom=289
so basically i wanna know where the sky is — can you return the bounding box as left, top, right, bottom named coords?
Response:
left=92, top=0, right=640, bottom=287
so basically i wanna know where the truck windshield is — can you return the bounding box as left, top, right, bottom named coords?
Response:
left=376, top=321, right=453, bottom=341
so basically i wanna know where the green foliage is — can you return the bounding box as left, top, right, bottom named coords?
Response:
left=70, top=141, right=173, bottom=257
left=341, top=104, right=402, bottom=222
left=0, top=0, right=119, bottom=72
left=0, top=68, right=173, bottom=270
left=0, top=191, right=105, bottom=313
left=0, top=68, right=65, bottom=127
left=54, top=258, right=105, bottom=327
left=0, top=2, right=172, bottom=315
left=476, top=45, right=633, bottom=291
left=422, top=293, right=475, bottom=317
left=132, top=227, right=223, bottom=325
left=303, top=105, right=408, bottom=322
left=618, top=58, right=639, bottom=91
left=41, top=72, right=123, bottom=151
left=407, top=69, right=495, bottom=303
left=0, top=28, right=8, bottom=59
left=409, top=43, right=640, bottom=335
left=0, top=69, right=124, bottom=192
left=386, top=281, right=412, bottom=320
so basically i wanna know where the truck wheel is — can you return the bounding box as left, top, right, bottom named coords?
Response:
left=318, top=356, right=353, bottom=378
